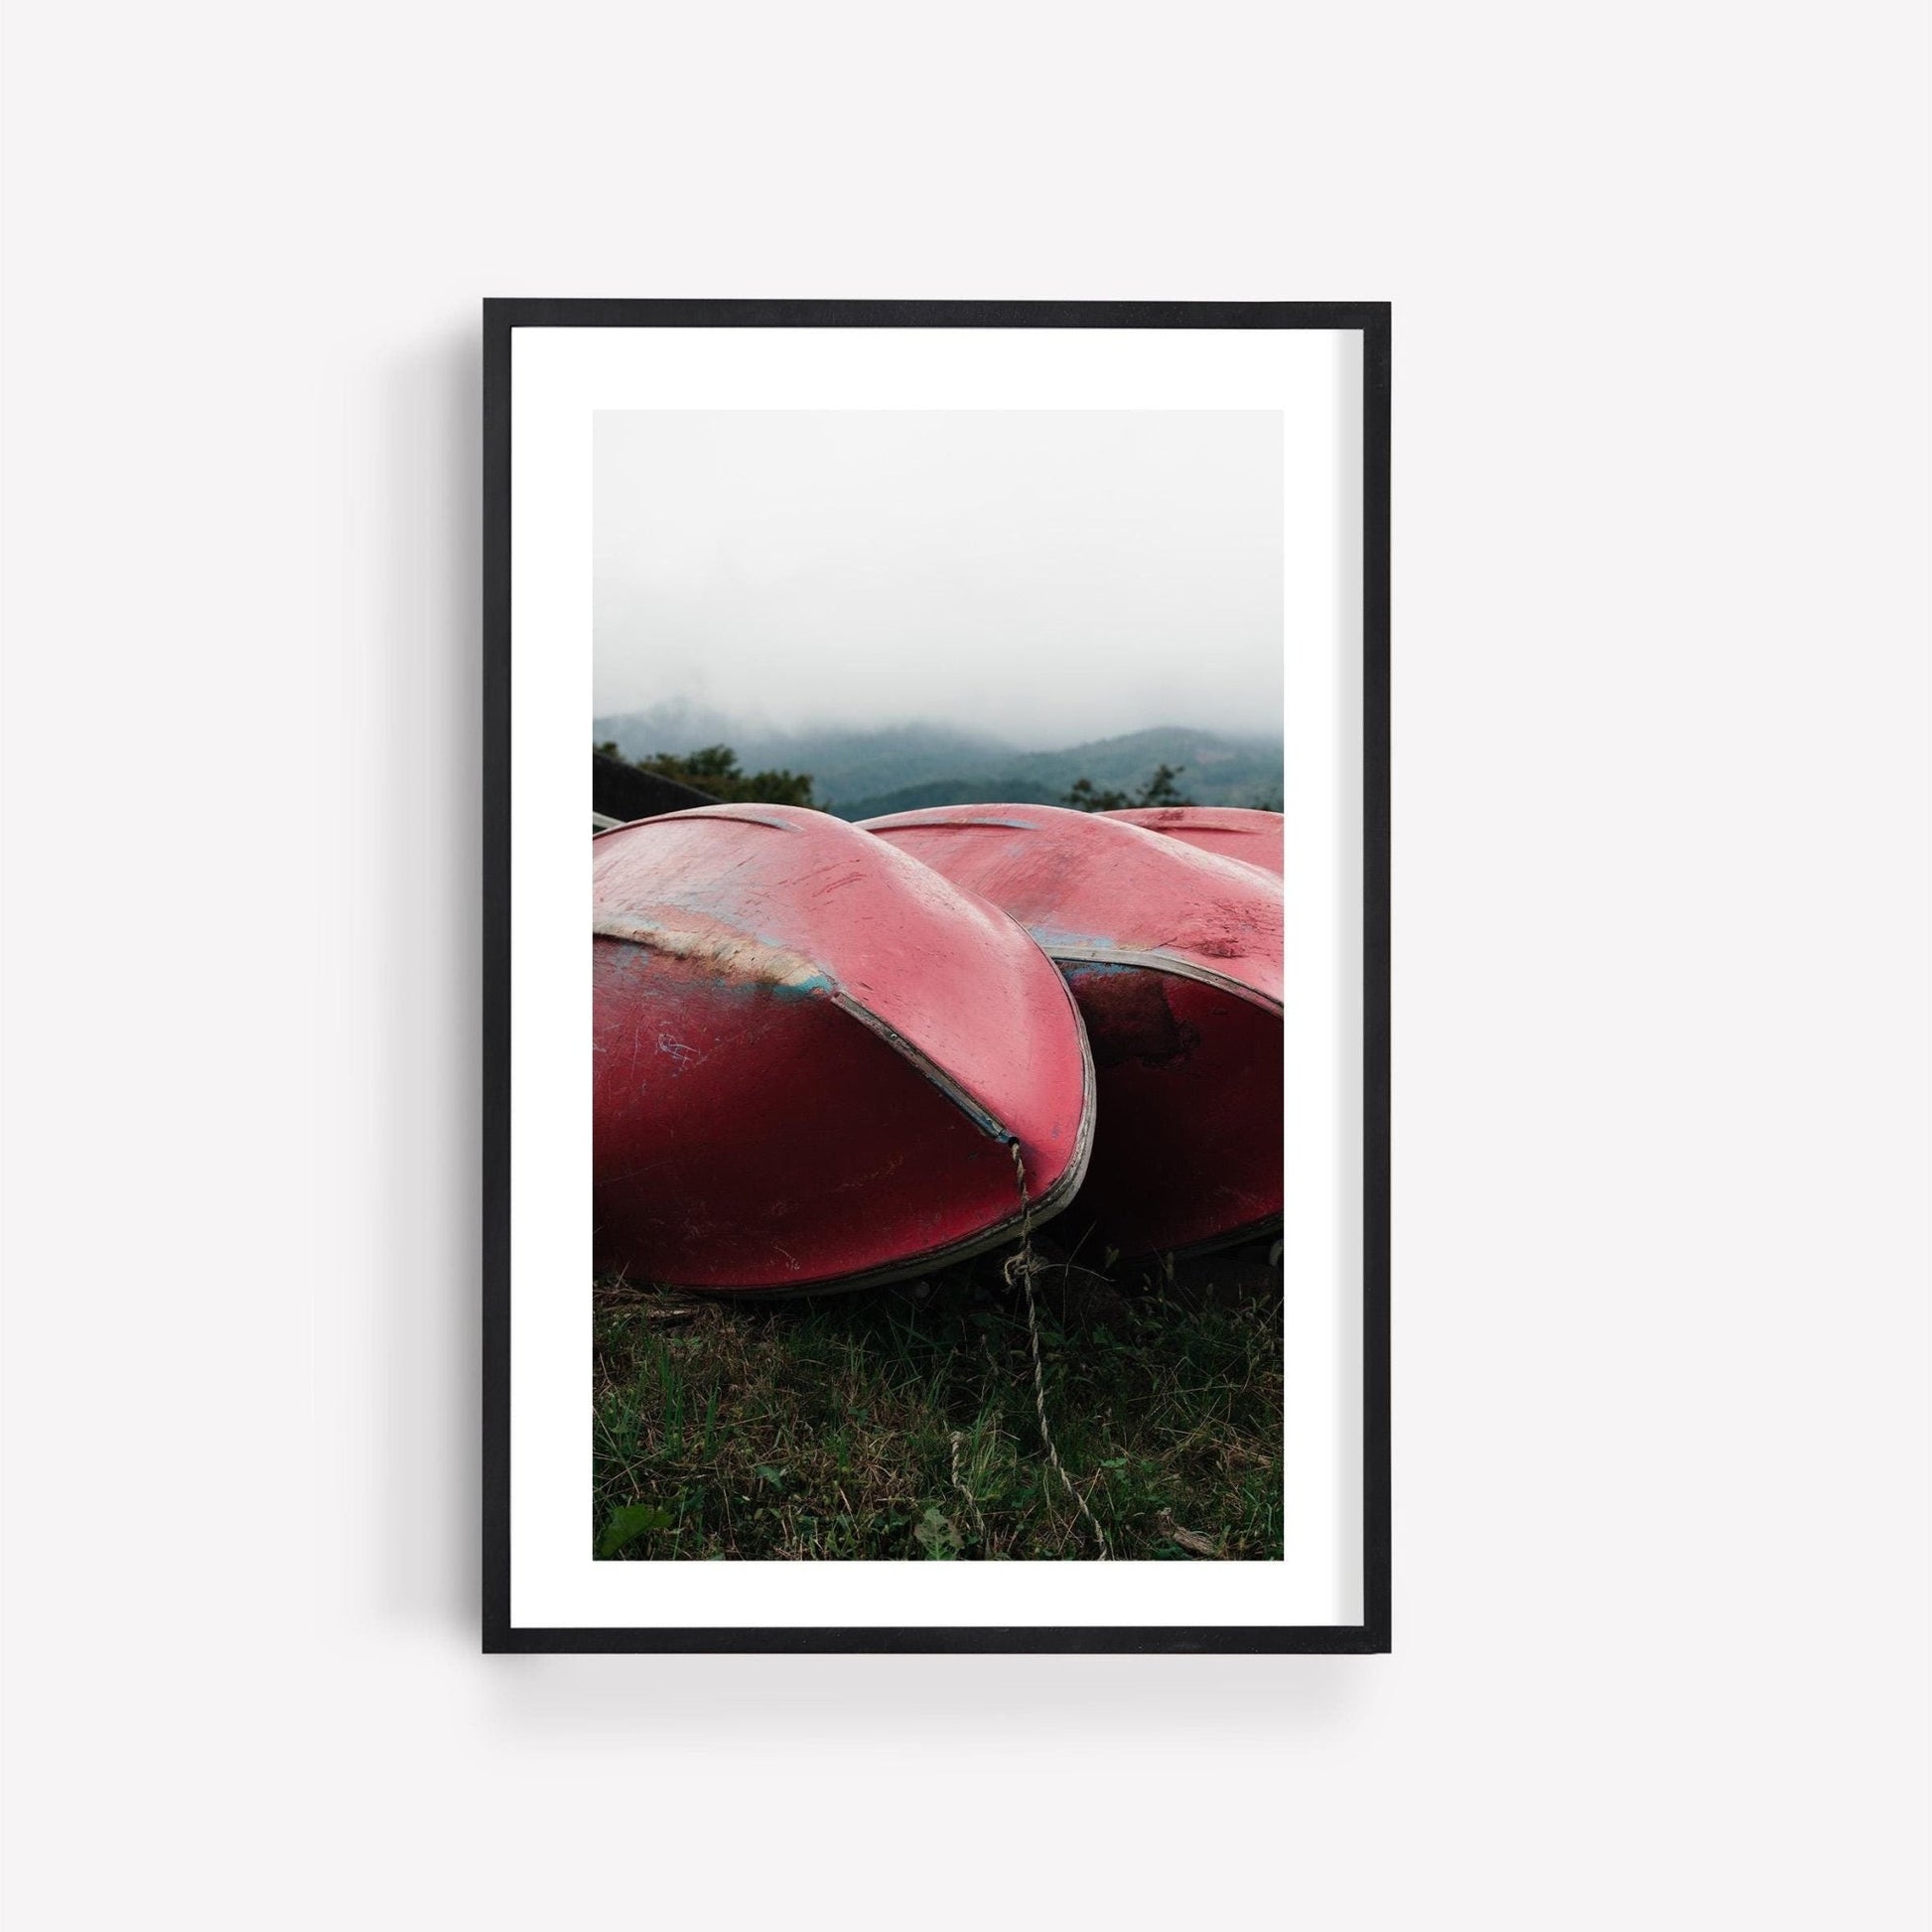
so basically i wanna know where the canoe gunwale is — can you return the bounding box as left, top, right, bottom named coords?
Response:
left=1039, top=942, right=1283, bottom=1016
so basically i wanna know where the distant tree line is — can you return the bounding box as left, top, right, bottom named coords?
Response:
left=596, top=742, right=816, bottom=809
left=596, top=742, right=1244, bottom=818
left=1061, top=762, right=1194, bottom=812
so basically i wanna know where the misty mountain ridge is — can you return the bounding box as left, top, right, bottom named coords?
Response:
left=593, top=703, right=1284, bottom=818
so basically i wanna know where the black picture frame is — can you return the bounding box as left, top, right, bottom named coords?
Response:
left=483, top=300, right=1391, bottom=1654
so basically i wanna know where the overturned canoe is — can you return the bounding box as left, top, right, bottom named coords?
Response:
left=594, top=804, right=1093, bottom=1294
left=1103, top=805, right=1284, bottom=876
left=861, top=804, right=1282, bottom=1258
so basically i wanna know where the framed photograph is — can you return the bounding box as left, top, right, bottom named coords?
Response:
left=483, top=300, right=1390, bottom=1653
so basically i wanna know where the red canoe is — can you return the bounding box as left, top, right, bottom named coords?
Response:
left=1103, top=806, right=1284, bottom=876
left=594, top=805, right=1093, bottom=1293
left=862, top=804, right=1282, bottom=1257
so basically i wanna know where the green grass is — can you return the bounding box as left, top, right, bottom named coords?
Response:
left=593, top=1233, right=1283, bottom=1561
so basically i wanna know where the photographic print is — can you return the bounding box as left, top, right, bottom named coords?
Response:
left=591, top=411, right=1287, bottom=1565
left=485, top=302, right=1388, bottom=1650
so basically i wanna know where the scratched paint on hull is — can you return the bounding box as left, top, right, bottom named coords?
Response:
left=1103, top=805, right=1285, bottom=877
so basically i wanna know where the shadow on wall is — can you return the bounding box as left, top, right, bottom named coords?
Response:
left=367, top=326, right=484, bottom=1649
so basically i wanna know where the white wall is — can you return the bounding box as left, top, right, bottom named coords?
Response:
left=3, top=4, right=1926, bottom=1926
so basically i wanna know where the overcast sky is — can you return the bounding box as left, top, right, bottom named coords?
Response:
left=594, top=412, right=1283, bottom=746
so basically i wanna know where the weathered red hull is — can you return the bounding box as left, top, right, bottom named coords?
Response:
left=861, top=805, right=1283, bottom=1256
left=1104, top=806, right=1284, bottom=876
left=593, top=805, right=1093, bottom=1293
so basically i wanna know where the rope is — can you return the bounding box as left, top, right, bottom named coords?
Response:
left=1004, top=1142, right=1110, bottom=1560
left=947, top=1430, right=986, bottom=1544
